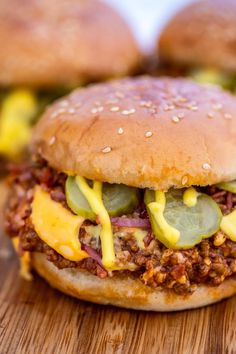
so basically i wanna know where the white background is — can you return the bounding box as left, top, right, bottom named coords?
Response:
left=106, top=0, right=195, bottom=53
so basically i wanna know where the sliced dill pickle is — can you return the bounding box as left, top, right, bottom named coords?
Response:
left=66, top=177, right=139, bottom=219
left=145, top=189, right=222, bottom=249
left=102, top=183, right=140, bottom=216
left=216, top=180, right=236, bottom=194
left=66, top=176, right=96, bottom=220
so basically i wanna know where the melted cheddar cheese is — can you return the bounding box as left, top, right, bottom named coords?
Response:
left=0, top=89, right=37, bottom=158
left=12, top=237, right=32, bottom=281
left=220, top=209, right=236, bottom=241
left=31, top=186, right=88, bottom=261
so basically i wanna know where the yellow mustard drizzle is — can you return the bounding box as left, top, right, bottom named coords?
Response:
left=75, top=176, right=116, bottom=270
left=12, top=237, right=32, bottom=281
left=148, top=191, right=180, bottom=245
left=31, top=186, right=88, bottom=261
left=0, top=89, right=37, bottom=158
left=191, top=68, right=223, bottom=86
left=220, top=209, right=236, bottom=241
left=183, top=187, right=199, bottom=207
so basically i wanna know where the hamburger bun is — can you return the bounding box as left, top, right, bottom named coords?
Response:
left=158, top=0, right=236, bottom=72
left=0, top=0, right=141, bottom=88
left=33, top=76, right=236, bottom=191
left=33, top=253, right=236, bottom=311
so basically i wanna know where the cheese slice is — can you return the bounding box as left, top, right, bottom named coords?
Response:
left=31, top=186, right=88, bottom=261
left=12, top=237, right=32, bottom=281
left=0, top=89, right=37, bottom=157
left=220, top=209, right=236, bottom=241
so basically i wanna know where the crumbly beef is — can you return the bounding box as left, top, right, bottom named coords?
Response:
left=5, top=157, right=236, bottom=295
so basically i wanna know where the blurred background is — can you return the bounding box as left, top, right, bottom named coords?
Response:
left=107, top=0, right=194, bottom=53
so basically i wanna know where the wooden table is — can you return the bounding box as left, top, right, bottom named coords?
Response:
left=0, top=191, right=235, bottom=354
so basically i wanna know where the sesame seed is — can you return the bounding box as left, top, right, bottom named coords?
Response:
left=59, top=100, right=69, bottom=107
left=50, top=111, right=59, bottom=119
left=149, top=108, right=156, bottom=114
left=102, top=146, right=112, bottom=153
left=202, top=163, right=211, bottom=170
left=224, top=113, right=232, bottom=119
left=145, top=131, right=153, bottom=138
left=121, top=108, right=136, bottom=115
left=208, top=112, right=214, bottom=118
left=176, top=95, right=187, bottom=102
left=163, top=105, right=169, bottom=111
left=190, top=106, right=198, bottom=111
left=177, top=112, right=185, bottom=119
left=68, top=108, right=75, bottom=114
left=118, top=127, right=124, bottom=135
left=139, top=101, right=152, bottom=108
left=97, top=106, right=104, bottom=113
left=172, top=116, right=180, bottom=123
left=212, top=103, right=223, bottom=110
left=50, top=108, right=65, bottom=119
left=48, top=136, right=56, bottom=146
left=110, top=106, right=120, bottom=112
left=91, top=108, right=98, bottom=114
left=182, top=176, right=188, bottom=185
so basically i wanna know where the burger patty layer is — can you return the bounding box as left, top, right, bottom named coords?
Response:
left=5, top=158, right=236, bottom=295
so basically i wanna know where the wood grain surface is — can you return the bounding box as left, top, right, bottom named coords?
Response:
left=0, top=184, right=235, bottom=354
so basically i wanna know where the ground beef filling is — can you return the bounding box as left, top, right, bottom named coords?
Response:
left=5, top=158, right=236, bottom=295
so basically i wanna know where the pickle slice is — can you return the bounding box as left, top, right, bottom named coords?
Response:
left=103, top=183, right=140, bottom=216
left=145, top=189, right=222, bottom=249
left=66, top=176, right=96, bottom=220
left=66, top=177, right=139, bottom=219
left=216, top=180, right=236, bottom=194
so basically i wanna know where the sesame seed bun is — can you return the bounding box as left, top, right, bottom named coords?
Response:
left=158, top=0, right=236, bottom=72
left=33, top=76, right=236, bottom=190
left=0, top=0, right=141, bottom=88
left=32, top=253, right=236, bottom=311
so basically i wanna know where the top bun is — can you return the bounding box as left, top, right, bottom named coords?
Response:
left=32, top=76, right=236, bottom=190
left=0, top=0, right=141, bottom=88
left=158, top=0, right=236, bottom=73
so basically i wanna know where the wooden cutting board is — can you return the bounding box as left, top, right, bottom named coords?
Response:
left=0, top=184, right=235, bottom=354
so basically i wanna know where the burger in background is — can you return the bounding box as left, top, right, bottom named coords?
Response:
left=0, top=0, right=141, bottom=165
left=5, top=76, right=236, bottom=311
left=158, top=0, right=236, bottom=91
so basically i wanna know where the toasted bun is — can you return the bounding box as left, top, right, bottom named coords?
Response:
left=158, top=0, right=236, bottom=72
left=32, top=253, right=236, bottom=311
left=33, top=76, right=236, bottom=190
left=0, top=0, right=140, bottom=88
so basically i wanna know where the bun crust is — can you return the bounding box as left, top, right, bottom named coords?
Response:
left=33, top=76, right=236, bottom=190
left=32, top=253, right=236, bottom=311
left=0, top=0, right=140, bottom=88
left=158, top=0, right=236, bottom=72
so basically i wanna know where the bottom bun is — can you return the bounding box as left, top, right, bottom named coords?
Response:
left=32, top=253, right=236, bottom=311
